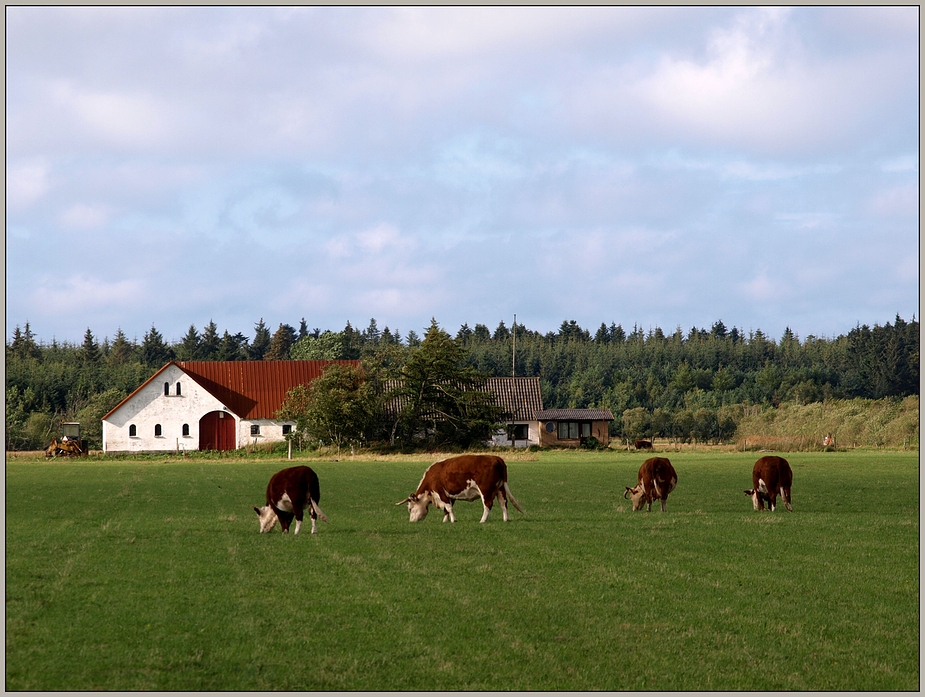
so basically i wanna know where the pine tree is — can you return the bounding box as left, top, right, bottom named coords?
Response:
left=199, top=320, right=220, bottom=359
left=176, top=324, right=200, bottom=361
left=265, top=323, right=297, bottom=360
left=80, top=328, right=101, bottom=364
left=249, top=319, right=271, bottom=360
left=140, top=325, right=173, bottom=366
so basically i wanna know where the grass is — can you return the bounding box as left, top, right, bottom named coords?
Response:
left=5, top=449, right=919, bottom=690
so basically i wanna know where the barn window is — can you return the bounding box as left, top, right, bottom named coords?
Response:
left=182, top=423, right=190, bottom=437
left=154, top=424, right=162, bottom=437
left=129, top=424, right=137, bottom=437
left=282, top=424, right=292, bottom=435
left=164, top=382, right=170, bottom=396
left=250, top=424, right=260, bottom=436
left=176, top=382, right=182, bottom=396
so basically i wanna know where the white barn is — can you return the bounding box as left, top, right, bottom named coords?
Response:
left=101, top=360, right=359, bottom=453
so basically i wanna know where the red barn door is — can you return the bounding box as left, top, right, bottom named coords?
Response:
left=199, top=411, right=236, bottom=451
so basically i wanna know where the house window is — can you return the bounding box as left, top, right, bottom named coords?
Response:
left=176, top=382, right=182, bottom=396
left=154, top=424, right=162, bottom=437
left=164, top=382, right=170, bottom=396
left=557, top=422, right=591, bottom=439
left=129, top=424, right=137, bottom=437
left=509, top=424, right=528, bottom=440
left=182, top=424, right=190, bottom=437
left=250, top=425, right=260, bottom=436
left=282, top=424, right=292, bottom=435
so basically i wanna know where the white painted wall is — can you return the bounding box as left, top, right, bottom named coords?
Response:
left=489, top=421, right=539, bottom=448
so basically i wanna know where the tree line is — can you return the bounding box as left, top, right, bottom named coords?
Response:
left=5, top=314, right=918, bottom=451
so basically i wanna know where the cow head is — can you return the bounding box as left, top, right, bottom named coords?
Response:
left=254, top=505, right=280, bottom=533
left=743, top=489, right=761, bottom=510
left=395, top=492, right=432, bottom=522
left=624, top=485, right=646, bottom=511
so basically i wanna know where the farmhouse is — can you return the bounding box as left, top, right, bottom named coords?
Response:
left=101, top=360, right=359, bottom=453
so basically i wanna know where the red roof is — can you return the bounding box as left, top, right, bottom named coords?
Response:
left=103, top=360, right=361, bottom=421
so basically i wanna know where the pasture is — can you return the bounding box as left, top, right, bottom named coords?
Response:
left=5, top=449, right=919, bottom=690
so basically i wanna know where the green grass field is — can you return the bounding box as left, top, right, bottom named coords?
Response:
left=5, top=449, right=919, bottom=690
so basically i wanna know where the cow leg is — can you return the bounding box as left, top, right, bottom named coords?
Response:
left=278, top=511, right=294, bottom=533
left=660, top=497, right=668, bottom=512
left=443, top=502, right=456, bottom=523
left=309, top=505, right=318, bottom=534
left=496, top=490, right=510, bottom=522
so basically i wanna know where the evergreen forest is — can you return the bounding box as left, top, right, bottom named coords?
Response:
left=5, top=314, right=919, bottom=452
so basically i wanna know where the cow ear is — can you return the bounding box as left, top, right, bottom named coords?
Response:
left=743, top=490, right=753, bottom=496
left=254, top=506, right=261, bottom=515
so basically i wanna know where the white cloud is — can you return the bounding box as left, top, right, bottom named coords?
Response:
left=29, top=275, right=146, bottom=313
left=59, top=203, right=112, bottom=228
left=7, top=159, right=50, bottom=210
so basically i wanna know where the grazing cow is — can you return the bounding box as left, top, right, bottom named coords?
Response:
left=254, top=466, right=329, bottom=534
left=744, top=456, right=793, bottom=512
left=634, top=439, right=653, bottom=450
left=624, top=457, right=677, bottom=512
left=396, top=454, right=524, bottom=523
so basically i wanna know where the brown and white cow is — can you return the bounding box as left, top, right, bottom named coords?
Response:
left=744, top=456, right=793, bottom=512
left=396, top=454, right=524, bottom=523
left=624, top=457, right=677, bottom=512
left=254, top=466, right=329, bottom=534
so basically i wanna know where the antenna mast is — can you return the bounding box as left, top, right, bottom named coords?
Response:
left=512, top=313, right=516, bottom=378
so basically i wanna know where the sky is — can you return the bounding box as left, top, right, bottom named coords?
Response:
left=6, top=6, right=920, bottom=347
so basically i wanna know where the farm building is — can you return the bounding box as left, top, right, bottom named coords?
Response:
left=101, top=360, right=359, bottom=453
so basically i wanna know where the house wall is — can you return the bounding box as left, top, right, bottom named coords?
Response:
left=102, top=364, right=295, bottom=453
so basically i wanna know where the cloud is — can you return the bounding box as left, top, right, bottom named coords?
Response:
left=7, top=159, right=50, bottom=210
left=59, top=203, right=112, bottom=228
left=29, top=275, right=146, bottom=314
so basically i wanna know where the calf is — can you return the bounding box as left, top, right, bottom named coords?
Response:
left=254, top=466, right=329, bottom=534
left=624, top=457, right=677, bottom=512
left=744, top=456, right=793, bottom=512
left=396, top=454, right=524, bottom=523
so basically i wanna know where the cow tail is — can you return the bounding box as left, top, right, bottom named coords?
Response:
left=504, top=482, right=525, bottom=515
left=311, top=499, right=329, bottom=524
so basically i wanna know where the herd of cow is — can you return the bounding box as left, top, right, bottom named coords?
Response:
left=254, top=452, right=794, bottom=534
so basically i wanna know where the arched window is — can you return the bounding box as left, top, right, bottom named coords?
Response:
left=182, top=423, right=190, bottom=437
left=154, top=424, right=162, bottom=437
left=176, top=381, right=182, bottom=396
left=164, top=382, right=170, bottom=396
left=129, top=424, right=137, bottom=437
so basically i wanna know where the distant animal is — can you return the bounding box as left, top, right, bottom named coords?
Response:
left=634, top=439, right=653, bottom=450
left=624, top=457, right=677, bottom=512
left=254, top=466, right=329, bottom=534
left=823, top=434, right=834, bottom=447
left=744, top=456, right=793, bottom=512
left=396, top=454, right=524, bottom=523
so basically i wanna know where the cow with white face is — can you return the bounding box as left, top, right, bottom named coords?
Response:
left=624, top=457, right=677, bottom=512
left=254, top=465, right=329, bottom=534
left=396, top=454, right=524, bottom=523
left=744, top=455, right=793, bottom=512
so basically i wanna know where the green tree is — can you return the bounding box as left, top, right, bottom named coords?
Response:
left=176, top=325, right=200, bottom=361
left=290, top=331, right=350, bottom=360
left=265, top=323, right=297, bottom=360
left=277, top=363, right=377, bottom=451
left=390, top=320, right=502, bottom=449
left=249, top=319, right=271, bottom=360
left=140, top=326, right=173, bottom=367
